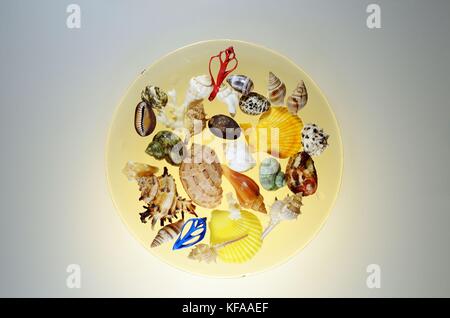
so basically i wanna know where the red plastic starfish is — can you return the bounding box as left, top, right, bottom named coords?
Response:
left=208, top=46, right=238, bottom=101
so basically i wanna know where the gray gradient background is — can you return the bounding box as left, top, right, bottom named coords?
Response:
left=0, top=0, right=449, bottom=297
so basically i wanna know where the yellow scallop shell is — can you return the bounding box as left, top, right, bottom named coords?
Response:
left=242, top=107, right=303, bottom=159
left=209, top=210, right=262, bottom=263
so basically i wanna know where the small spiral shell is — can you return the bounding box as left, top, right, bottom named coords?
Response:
left=267, top=72, right=286, bottom=105
left=151, top=219, right=184, bottom=248
left=287, top=81, right=308, bottom=114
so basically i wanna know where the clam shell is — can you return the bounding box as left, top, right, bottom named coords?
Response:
left=151, top=219, right=184, bottom=248
left=285, top=151, right=318, bottom=196
left=179, top=144, right=223, bottom=208
left=208, top=115, right=241, bottom=140
left=244, top=107, right=303, bottom=159
left=209, top=210, right=262, bottom=263
left=267, top=72, right=286, bottom=105
left=239, top=92, right=271, bottom=115
left=134, top=101, right=156, bottom=137
left=226, top=75, right=254, bottom=96
left=287, top=81, right=308, bottom=114
left=141, top=86, right=168, bottom=110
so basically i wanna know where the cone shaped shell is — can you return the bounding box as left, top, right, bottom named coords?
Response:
left=245, top=107, right=303, bottom=159
left=209, top=210, right=262, bottom=263
left=151, top=219, right=184, bottom=248
left=267, top=72, right=286, bottom=105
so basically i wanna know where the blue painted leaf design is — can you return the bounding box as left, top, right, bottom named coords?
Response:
left=172, top=217, right=207, bottom=250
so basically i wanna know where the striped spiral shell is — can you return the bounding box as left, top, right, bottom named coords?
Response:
left=287, top=81, right=308, bottom=114
left=267, top=72, right=286, bottom=105
left=226, top=75, right=254, bottom=96
left=151, top=219, right=184, bottom=248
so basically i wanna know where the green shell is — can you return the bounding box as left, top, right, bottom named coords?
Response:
left=259, top=158, right=286, bottom=191
left=141, top=86, right=168, bottom=110
left=145, top=131, right=185, bottom=165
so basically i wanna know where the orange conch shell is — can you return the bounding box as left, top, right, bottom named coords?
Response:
left=221, top=165, right=267, bottom=214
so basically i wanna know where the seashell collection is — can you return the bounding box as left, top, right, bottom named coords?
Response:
left=124, top=45, right=331, bottom=264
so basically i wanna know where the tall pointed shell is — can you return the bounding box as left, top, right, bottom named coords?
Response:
left=267, top=72, right=286, bottom=105
left=151, top=219, right=184, bottom=248
left=179, top=144, right=223, bottom=208
left=287, top=81, right=308, bottom=114
left=222, top=165, right=266, bottom=214
left=226, top=75, right=254, bottom=96
left=209, top=210, right=262, bottom=263
left=244, top=107, right=303, bottom=159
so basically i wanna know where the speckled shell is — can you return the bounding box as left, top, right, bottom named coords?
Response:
left=301, top=123, right=329, bottom=156
left=151, top=219, right=184, bottom=248
left=226, top=75, right=254, bottom=96
left=285, top=151, right=318, bottom=196
left=287, top=81, right=308, bottom=114
left=134, top=101, right=156, bottom=137
left=179, top=144, right=223, bottom=208
left=239, top=92, right=271, bottom=115
left=141, top=86, right=168, bottom=110
left=267, top=72, right=286, bottom=105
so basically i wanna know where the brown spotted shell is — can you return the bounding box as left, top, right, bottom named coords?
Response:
left=285, top=152, right=318, bottom=196
left=185, top=100, right=207, bottom=136
left=179, top=144, right=223, bottom=208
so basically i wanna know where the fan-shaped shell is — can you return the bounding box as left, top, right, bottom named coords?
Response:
left=179, top=144, right=223, bottom=208
left=209, top=210, right=262, bottom=263
left=244, top=107, right=303, bottom=159
left=267, top=72, right=286, bottom=105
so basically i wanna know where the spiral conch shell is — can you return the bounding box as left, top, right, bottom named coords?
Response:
left=188, top=235, right=248, bottom=263
left=183, top=75, right=213, bottom=106
left=151, top=219, right=184, bottom=248
left=217, top=84, right=239, bottom=117
left=141, top=85, right=168, bottom=110
left=262, top=194, right=303, bottom=239
left=223, top=139, right=256, bottom=173
left=267, top=72, right=286, bottom=105
left=123, top=165, right=196, bottom=228
left=242, top=107, right=303, bottom=159
left=287, top=81, right=308, bottom=114
left=179, top=144, right=223, bottom=208
left=209, top=210, right=262, bottom=263
left=221, top=164, right=266, bottom=214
